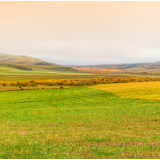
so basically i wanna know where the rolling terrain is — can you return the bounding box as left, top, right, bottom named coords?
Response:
left=2, top=52, right=160, bottom=73
left=0, top=52, right=54, bottom=65
left=71, top=61, right=160, bottom=71
left=0, top=86, right=160, bottom=158
left=0, top=52, right=160, bottom=159
left=0, top=53, right=77, bottom=72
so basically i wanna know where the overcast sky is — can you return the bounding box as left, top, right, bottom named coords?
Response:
left=1, top=1, right=160, bottom=65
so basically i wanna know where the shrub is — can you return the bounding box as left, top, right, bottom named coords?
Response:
left=21, top=82, right=28, bottom=87
left=2, top=83, right=7, bottom=86
left=47, top=82, right=56, bottom=86
left=30, top=80, right=35, bottom=83
left=56, top=82, right=64, bottom=85
left=10, top=83, right=16, bottom=86
left=29, top=83, right=37, bottom=87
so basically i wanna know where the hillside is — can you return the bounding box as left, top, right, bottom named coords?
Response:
left=71, top=61, right=160, bottom=71
left=0, top=53, right=77, bottom=72
left=0, top=53, right=56, bottom=65
left=2, top=52, right=160, bottom=73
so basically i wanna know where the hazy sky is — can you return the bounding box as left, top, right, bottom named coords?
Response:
left=1, top=1, right=160, bottom=65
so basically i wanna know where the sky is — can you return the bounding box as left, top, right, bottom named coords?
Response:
left=0, top=1, right=160, bottom=65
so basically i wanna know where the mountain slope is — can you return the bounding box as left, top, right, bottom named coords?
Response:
left=0, top=53, right=55, bottom=65
left=72, top=61, right=160, bottom=70
left=0, top=53, right=77, bottom=72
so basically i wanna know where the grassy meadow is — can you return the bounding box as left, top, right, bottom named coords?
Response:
left=0, top=81, right=160, bottom=158
left=0, top=65, right=160, bottom=158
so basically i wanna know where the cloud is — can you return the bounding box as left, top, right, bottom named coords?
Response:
left=1, top=1, right=160, bottom=65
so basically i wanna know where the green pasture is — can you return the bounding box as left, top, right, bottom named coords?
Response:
left=0, top=87, right=159, bottom=158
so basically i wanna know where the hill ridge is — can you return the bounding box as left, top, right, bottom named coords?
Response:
left=0, top=53, right=76, bottom=72
left=0, top=52, right=56, bottom=66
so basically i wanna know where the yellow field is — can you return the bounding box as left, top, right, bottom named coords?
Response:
left=88, top=81, right=160, bottom=100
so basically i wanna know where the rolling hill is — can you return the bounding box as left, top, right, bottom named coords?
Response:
left=0, top=53, right=77, bottom=72
left=71, top=61, right=160, bottom=71
left=0, top=53, right=57, bottom=65
left=1, top=52, right=160, bottom=73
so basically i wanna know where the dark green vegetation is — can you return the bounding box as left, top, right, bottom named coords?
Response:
left=0, top=87, right=159, bottom=158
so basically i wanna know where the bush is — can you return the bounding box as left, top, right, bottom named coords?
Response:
left=29, top=83, right=37, bottom=87
left=2, top=83, right=7, bottom=86
left=47, top=82, right=56, bottom=86
left=10, top=83, right=16, bottom=86
left=30, top=80, right=35, bottom=83
left=21, top=82, right=28, bottom=87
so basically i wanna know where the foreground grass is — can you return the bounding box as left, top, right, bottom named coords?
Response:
left=0, top=87, right=160, bottom=158
left=89, top=81, right=160, bottom=101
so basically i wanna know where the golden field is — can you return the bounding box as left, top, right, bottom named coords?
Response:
left=89, top=81, right=160, bottom=101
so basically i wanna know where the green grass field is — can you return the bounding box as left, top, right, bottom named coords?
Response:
left=0, top=86, right=160, bottom=158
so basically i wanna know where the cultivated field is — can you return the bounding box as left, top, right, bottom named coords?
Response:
left=0, top=81, right=160, bottom=158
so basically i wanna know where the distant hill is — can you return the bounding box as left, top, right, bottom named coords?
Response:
left=71, top=61, right=160, bottom=71
left=0, top=53, right=77, bottom=72
left=0, top=53, right=55, bottom=65
left=2, top=52, right=160, bottom=73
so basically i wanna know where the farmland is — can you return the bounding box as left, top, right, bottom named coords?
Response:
left=0, top=81, right=160, bottom=158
